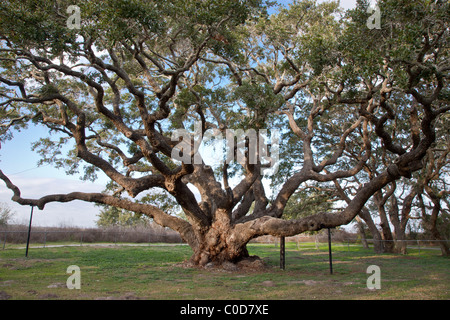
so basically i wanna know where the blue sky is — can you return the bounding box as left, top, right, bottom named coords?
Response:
left=0, top=0, right=360, bottom=228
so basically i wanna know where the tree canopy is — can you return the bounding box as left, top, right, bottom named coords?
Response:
left=0, top=0, right=448, bottom=263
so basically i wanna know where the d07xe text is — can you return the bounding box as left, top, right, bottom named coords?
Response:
left=224, top=304, right=268, bottom=315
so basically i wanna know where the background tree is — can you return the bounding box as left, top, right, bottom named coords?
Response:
left=0, top=0, right=448, bottom=266
left=334, top=100, right=449, bottom=255
left=97, top=188, right=180, bottom=227
left=415, top=131, right=450, bottom=256
left=0, top=202, right=15, bottom=226
left=283, top=183, right=337, bottom=221
left=96, top=205, right=150, bottom=227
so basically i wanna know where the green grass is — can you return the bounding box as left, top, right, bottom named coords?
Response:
left=0, top=243, right=448, bottom=300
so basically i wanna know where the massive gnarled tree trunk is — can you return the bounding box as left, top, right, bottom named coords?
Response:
left=0, top=0, right=449, bottom=266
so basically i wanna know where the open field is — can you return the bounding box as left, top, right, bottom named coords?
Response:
left=0, top=243, right=448, bottom=300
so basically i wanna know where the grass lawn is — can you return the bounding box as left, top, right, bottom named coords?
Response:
left=0, top=242, right=448, bottom=300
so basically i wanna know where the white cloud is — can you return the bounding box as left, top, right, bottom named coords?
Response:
left=0, top=176, right=104, bottom=228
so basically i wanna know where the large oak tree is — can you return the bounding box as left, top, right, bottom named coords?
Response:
left=0, top=0, right=448, bottom=266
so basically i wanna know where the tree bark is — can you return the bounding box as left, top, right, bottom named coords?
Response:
left=333, top=179, right=384, bottom=253
left=419, top=192, right=450, bottom=257
left=359, top=208, right=384, bottom=253
left=188, top=209, right=251, bottom=265
left=355, top=216, right=369, bottom=249
left=374, top=191, right=395, bottom=253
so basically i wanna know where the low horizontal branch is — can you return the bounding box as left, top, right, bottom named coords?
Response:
left=0, top=169, right=194, bottom=243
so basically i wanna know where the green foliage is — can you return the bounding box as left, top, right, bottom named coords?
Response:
left=0, top=1, right=75, bottom=53
left=283, top=184, right=336, bottom=221
left=96, top=189, right=180, bottom=227
left=37, top=84, right=59, bottom=97
left=338, top=0, right=449, bottom=84
left=140, top=191, right=181, bottom=217
left=96, top=205, right=149, bottom=227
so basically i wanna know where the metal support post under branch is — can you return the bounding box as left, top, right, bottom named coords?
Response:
left=25, top=206, right=34, bottom=258
left=280, top=236, right=285, bottom=270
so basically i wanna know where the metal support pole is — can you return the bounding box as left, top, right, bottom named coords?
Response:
left=280, top=236, right=285, bottom=270
left=25, top=206, right=34, bottom=257
left=328, top=228, right=333, bottom=275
